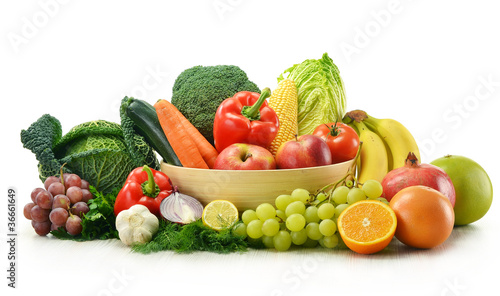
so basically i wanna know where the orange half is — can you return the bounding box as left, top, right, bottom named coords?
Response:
left=338, top=200, right=397, bottom=254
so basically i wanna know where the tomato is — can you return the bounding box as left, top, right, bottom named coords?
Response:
left=312, top=122, right=360, bottom=164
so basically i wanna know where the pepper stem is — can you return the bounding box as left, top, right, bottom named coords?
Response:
left=142, top=165, right=157, bottom=197
left=241, top=87, right=271, bottom=121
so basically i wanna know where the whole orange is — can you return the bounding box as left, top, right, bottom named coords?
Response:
left=389, top=185, right=454, bottom=249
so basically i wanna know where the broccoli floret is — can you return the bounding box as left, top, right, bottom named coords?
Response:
left=171, top=65, right=260, bottom=144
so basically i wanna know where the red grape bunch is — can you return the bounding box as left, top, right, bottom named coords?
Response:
left=24, top=173, right=93, bottom=236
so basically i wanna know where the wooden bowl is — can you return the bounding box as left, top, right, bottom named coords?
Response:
left=160, top=159, right=355, bottom=211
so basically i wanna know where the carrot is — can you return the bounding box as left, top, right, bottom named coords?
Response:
left=154, top=99, right=209, bottom=169
left=170, top=104, right=219, bottom=169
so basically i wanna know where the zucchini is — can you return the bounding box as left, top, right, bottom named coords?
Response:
left=126, top=98, right=182, bottom=166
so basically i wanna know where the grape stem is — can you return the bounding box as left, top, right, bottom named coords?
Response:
left=315, top=197, right=330, bottom=207
left=350, top=141, right=363, bottom=189
left=59, top=163, right=68, bottom=189
left=313, top=141, right=364, bottom=204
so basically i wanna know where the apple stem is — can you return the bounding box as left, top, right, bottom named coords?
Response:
left=243, top=152, right=252, bottom=162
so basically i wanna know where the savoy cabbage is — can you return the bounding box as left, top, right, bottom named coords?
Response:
left=21, top=114, right=158, bottom=193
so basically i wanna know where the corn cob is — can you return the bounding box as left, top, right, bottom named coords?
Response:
left=268, top=79, right=298, bottom=156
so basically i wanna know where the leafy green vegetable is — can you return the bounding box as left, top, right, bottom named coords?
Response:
left=20, top=114, right=158, bottom=193
left=51, top=186, right=120, bottom=241
left=278, top=53, right=347, bottom=136
left=171, top=65, right=261, bottom=144
left=81, top=186, right=120, bottom=240
left=119, top=97, right=161, bottom=168
left=51, top=187, right=265, bottom=252
left=132, top=220, right=262, bottom=254
left=19, top=114, right=63, bottom=179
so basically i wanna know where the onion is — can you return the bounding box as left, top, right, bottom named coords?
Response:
left=160, top=187, right=204, bottom=224
left=381, top=152, right=456, bottom=207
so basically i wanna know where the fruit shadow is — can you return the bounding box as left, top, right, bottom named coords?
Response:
left=250, top=224, right=479, bottom=256
left=322, top=224, right=480, bottom=259
left=377, top=224, right=479, bottom=258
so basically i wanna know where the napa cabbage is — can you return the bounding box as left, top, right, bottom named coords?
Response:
left=278, top=53, right=347, bottom=136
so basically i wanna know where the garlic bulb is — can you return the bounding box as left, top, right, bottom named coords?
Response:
left=115, top=204, right=159, bottom=246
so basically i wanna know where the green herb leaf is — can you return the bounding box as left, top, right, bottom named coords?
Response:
left=50, top=186, right=120, bottom=241
left=81, top=186, right=120, bottom=240
left=132, top=220, right=262, bottom=254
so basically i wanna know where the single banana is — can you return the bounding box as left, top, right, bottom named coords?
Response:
left=351, top=120, right=388, bottom=185
left=363, top=114, right=420, bottom=171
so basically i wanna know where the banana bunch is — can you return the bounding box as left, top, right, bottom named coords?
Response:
left=343, top=110, right=420, bottom=185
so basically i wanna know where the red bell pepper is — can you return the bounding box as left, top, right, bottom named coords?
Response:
left=213, top=87, right=279, bottom=152
left=114, top=165, right=173, bottom=217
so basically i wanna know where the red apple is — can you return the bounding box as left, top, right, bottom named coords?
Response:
left=275, top=135, right=332, bottom=169
left=214, top=143, right=276, bottom=170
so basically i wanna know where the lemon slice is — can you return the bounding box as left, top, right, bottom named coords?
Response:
left=202, top=200, right=239, bottom=231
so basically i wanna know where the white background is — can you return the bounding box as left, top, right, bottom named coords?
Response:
left=1, top=0, right=499, bottom=295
